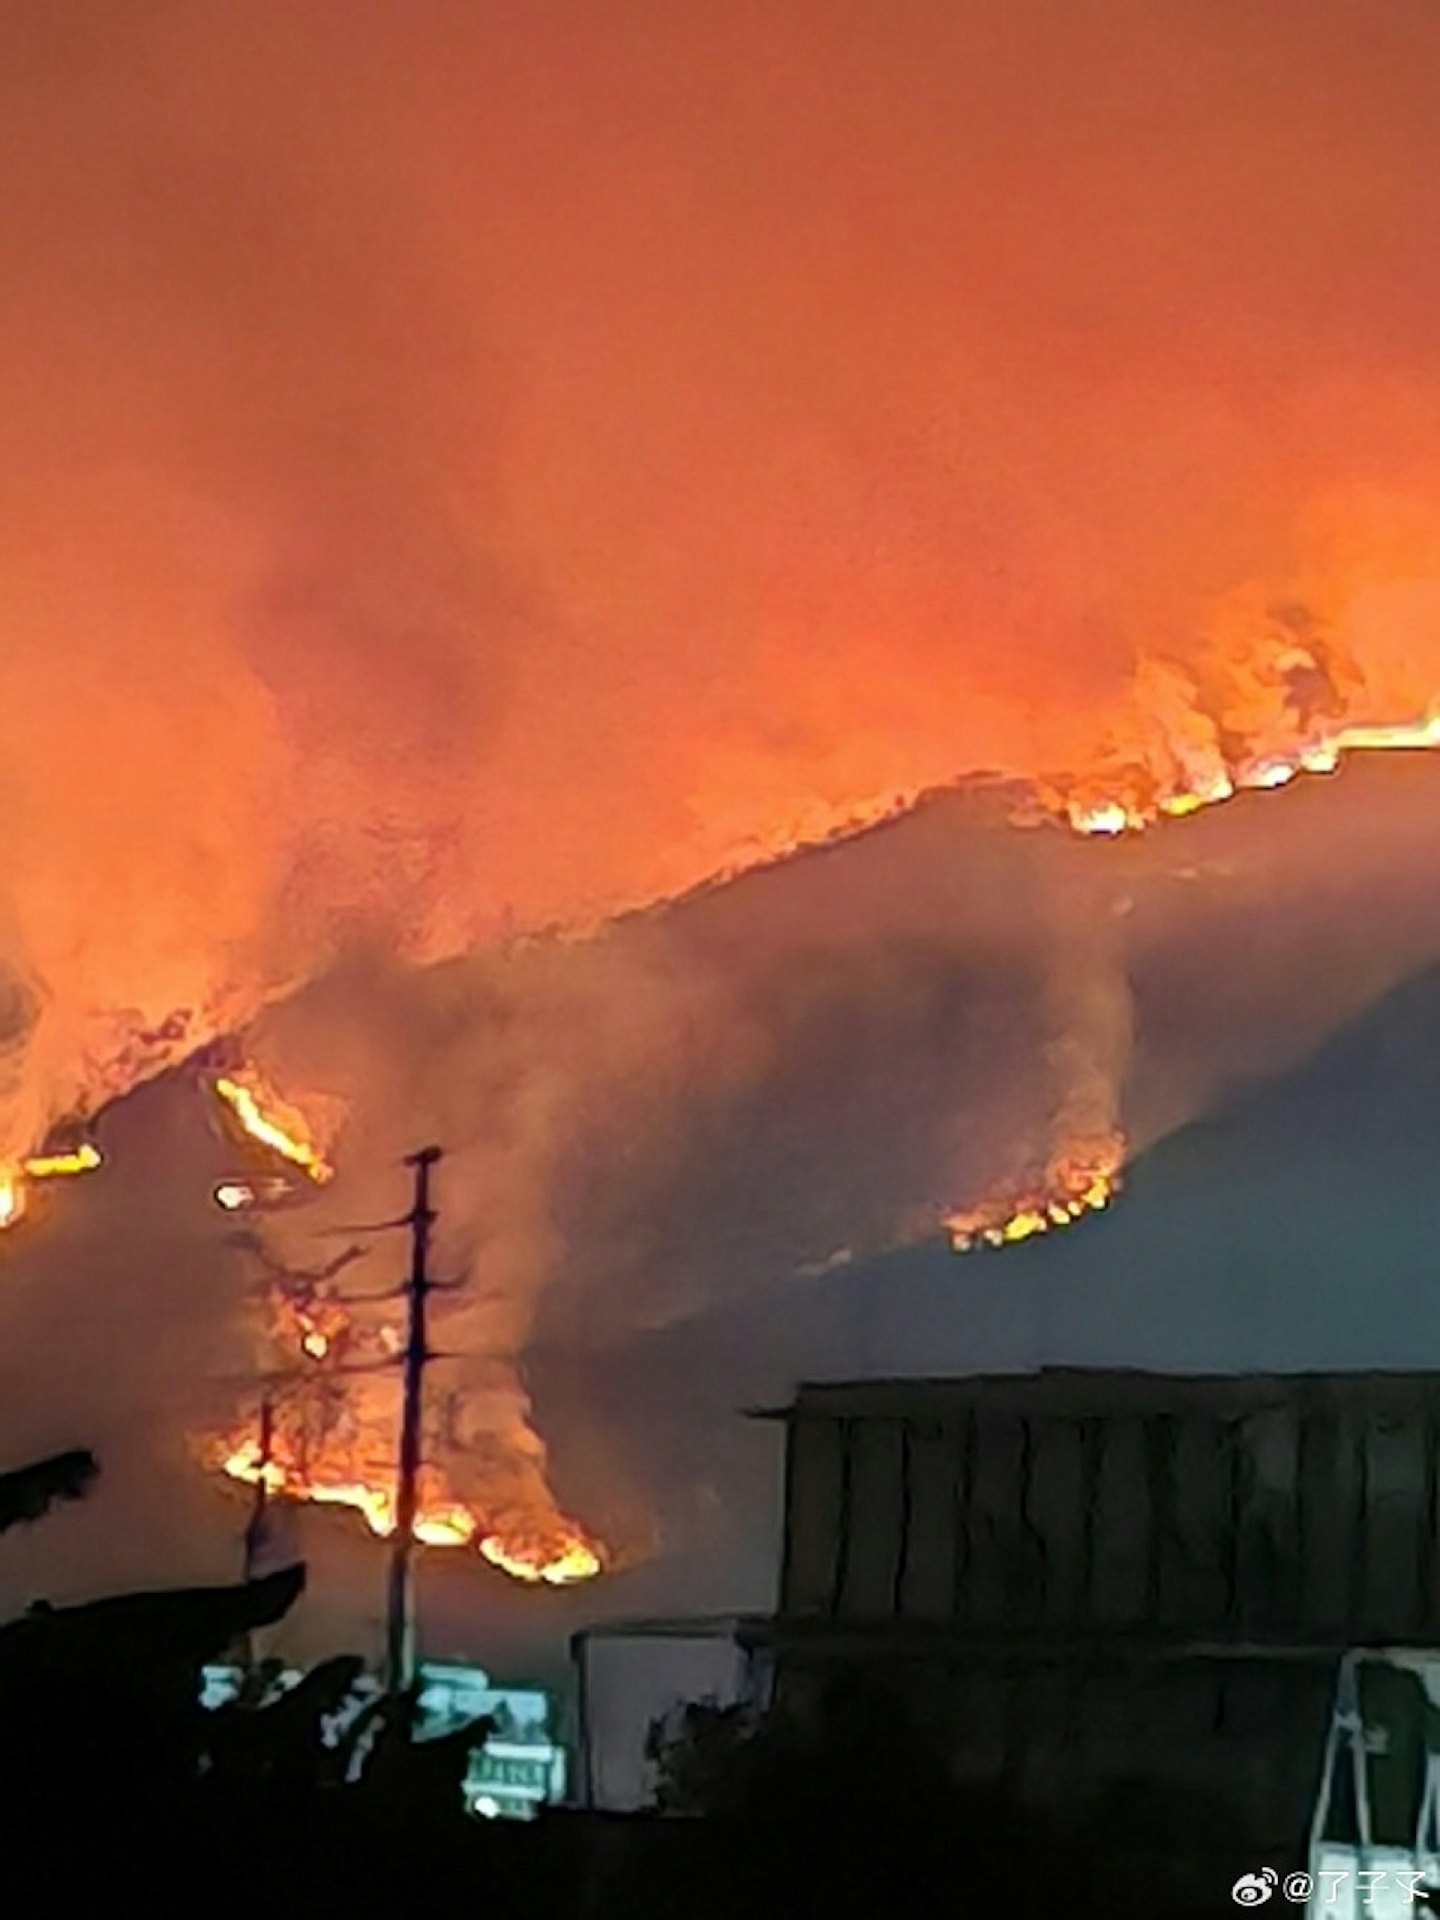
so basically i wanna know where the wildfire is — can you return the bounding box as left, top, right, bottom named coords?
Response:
left=1056, top=709, right=1440, bottom=837
left=946, top=1139, right=1123, bottom=1254
left=415, top=1507, right=479, bottom=1548
left=223, top=1445, right=399, bottom=1538
left=213, top=1069, right=335, bottom=1184
left=0, top=1141, right=104, bottom=1232
left=23, top=1144, right=103, bottom=1179
left=479, top=1532, right=604, bottom=1587
left=214, top=1176, right=298, bottom=1212
left=219, top=1441, right=602, bottom=1583
left=969, top=698, right=1440, bottom=1253
left=205, top=1060, right=604, bottom=1587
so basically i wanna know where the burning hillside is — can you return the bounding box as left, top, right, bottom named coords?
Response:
left=821, top=957, right=1440, bottom=1382
left=217, top=1436, right=603, bottom=1587
left=212, top=1068, right=337, bottom=1187
left=181, top=670, right=1440, bottom=1570
left=945, top=1137, right=1124, bottom=1253
left=206, top=1070, right=603, bottom=1585
left=5, top=0, right=1440, bottom=1634
left=10, top=648, right=1440, bottom=1579
left=3, top=1, right=1440, bottom=1174
left=0, top=1142, right=102, bottom=1231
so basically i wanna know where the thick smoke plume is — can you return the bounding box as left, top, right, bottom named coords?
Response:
left=4, top=1, right=1440, bottom=1611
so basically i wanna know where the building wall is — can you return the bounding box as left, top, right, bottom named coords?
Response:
left=767, top=1370, right=1440, bottom=1859
left=577, top=1629, right=761, bottom=1812
left=780, top=1372, right=1440, bottom=1643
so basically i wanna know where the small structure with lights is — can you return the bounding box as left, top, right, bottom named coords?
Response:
left=200, top=1657, right=565, bottom=1820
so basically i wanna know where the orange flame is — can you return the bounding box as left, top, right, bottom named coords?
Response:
left=218, top=1440, right=603, bottom=1583
left=1053, top=708, right=1440, bottom=838
left=23, top=1144, right=103, bottom=1179
left=0, top=1142, right=103, bottom=1233
left=211, top=1161, right=605, bottom=1586
left=479, top=1532, right=604, bottom=1587
left=969, top=689, right=1440, bottom=1253
left=946, top=1138, right=1123, bottom=1254
left=212, top=1069, right=335, bottom=1183
left=0, top=1174, right=23, bottom=1231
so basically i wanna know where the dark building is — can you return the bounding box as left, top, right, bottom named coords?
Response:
left=755, top=1369, right=1440, bottom=1866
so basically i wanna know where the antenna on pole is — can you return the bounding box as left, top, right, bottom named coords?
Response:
left=384, top=1145, right=442, bottom=1695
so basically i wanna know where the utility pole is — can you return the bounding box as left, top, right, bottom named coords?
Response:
left=242, top=1393, right=275, bottom=1586
left=237, top=1393, right=275, bottom=1678
left=384, top=1145, right=442, bottom=1695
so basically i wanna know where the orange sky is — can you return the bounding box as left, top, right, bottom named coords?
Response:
left=1, top=0, right=1438, bottom=1623
left=3, top=0, right=1440, bottom=1152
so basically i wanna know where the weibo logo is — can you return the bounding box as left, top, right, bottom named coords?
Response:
left=1231, top=1870, right=1277, bottom=1906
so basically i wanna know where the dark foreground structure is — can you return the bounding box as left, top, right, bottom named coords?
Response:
left=751, top=1370, right=1440, bottom=1879
left=14, top=1381, right=1440, bottom=1915
left=563, top=1370, right=1440, bottom=1911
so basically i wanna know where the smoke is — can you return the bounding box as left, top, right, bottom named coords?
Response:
left=2, top=1, right=1440, bottom=1605
left=1037, top=879, right=1133, bottom=1183
left=0, top=1, right=1438, bottom=1141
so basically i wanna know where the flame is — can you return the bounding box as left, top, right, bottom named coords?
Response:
left=205, top=1062, right=603, bottom=1586
left=222, top=1444, right=423, bottom=1539
left=0, top=1141, right=103, bottom=1233
left=0, top=1174, right=24, bottom=1231
left=415, top=1507, right=478, bottom=1548
left=983, top=697, right=1440, bottom=1250
left=212, top=1070, right=335, bottom=1183
left=968, top=667, right=1440, bottom=1258
left=22, top=1144, right=102, bottom=1179
left=214, top=1242, right=604, bottom=1584
left=946, top=1138, right=1123, bottom=1254
left=213, top=1176, right=296, bottom=1212
left=218, top=1442, right=601, bottom=1582
left=1055, top=707, right=1440, bottom=838
left=479, top=1532, right=604, bottom=1587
